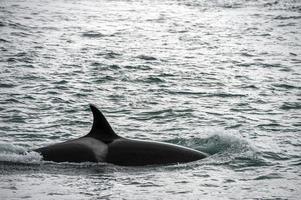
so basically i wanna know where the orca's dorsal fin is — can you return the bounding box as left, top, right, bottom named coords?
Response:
left=86, top=104, right=119, bottom=143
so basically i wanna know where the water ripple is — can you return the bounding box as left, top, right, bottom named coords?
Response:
left=0, top=0, right=300, bottom=199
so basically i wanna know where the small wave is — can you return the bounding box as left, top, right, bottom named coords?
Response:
left=108, top=64, right=120, bottom=70
left=290, top=158, right=301, bottom=166
left=206, top=92, right=246, bottom=98
left=261, top=151, right=289, bottom=161
left=256, top=123, right=283, bottom=131
left=167, top=134, right=240, bottom=154
left=129, top=109, right=175, bottom=121
left=260, top=63, right=283, bottom=68
left=241, top=52, right=254, bottom=57
left=0, top=38, right=9, bottom=43
left=8, top=22, right=30, bottom=30
left=0, top=151, right=41, bottom=164
left=140, top=76, right=165, bottom=83
left=95, top=51, right=121, bottom=59
left=277, top=22, right=296, bottom=27
left=272, top=83, right=300, bottom=90
left=257, top=123, right=282, bottom=127
left=241, top=85, right=258, bottom=89
left=130, top=108, right=195, bottom=121
left=0, top=143, right=42, bottom=164
left=274, top=15, right=301, bottom=20
left=290, top=52, right=298, bottom=56
left=11, top=31, right=31, bottom=37
left=136, top=55, right=157, bottom=61
left=166, top=133, right=265, bottom=167
left=263, top=1, right=279, bottom=7
left=93, top=75, right=115, bottom=83
left=90, top=61, right=103, bottom=67
left=166, top=90, right=206, bottom=96
left=280, top=102, right=301, bottom=110
left=124, top=65, right=152, bottom=70
left=254, top=173, right=282, bottom=180
left=82, top=31, right=106, bottom=38
left=0, top=83, right=15, bottom=88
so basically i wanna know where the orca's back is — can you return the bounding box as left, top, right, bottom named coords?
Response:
left=35, top=143, right=98, bottom=163
left=106, top=139, right=207, bottom=166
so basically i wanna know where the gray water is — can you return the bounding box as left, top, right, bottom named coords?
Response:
left=0, top=0, right=300, bottom=199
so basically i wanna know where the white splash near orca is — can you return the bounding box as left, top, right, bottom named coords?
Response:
left=35, top=105, right=208, bottom=166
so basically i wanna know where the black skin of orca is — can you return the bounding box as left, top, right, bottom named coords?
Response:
left=34, top=105, right=208, bottom=166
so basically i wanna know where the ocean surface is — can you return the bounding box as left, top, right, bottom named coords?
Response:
left=0, top=0, right=300, bottom=199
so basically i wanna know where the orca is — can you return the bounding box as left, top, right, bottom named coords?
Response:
left=35, top=104, right=208, bottom=166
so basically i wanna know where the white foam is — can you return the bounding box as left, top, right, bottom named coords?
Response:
left=0, top=142, right=42, bottom=163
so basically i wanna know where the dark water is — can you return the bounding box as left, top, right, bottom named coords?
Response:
left=0, top=0, right=300, bottom=199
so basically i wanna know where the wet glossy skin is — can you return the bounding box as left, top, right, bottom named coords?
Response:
left=35, top=137, right=207, bottom=166
left=35, top=137, right=108, bottom=163
left=34, top=104, right=208, bottom=166
left=107, top=138, right=207, bottom=166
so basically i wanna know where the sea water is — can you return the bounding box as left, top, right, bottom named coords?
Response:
left=0, top=0, right=300, bottom=199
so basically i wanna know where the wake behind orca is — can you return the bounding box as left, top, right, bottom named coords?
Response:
left=35, top=105, right=208, bottom=166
